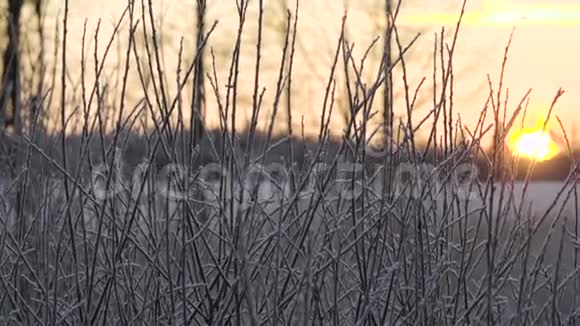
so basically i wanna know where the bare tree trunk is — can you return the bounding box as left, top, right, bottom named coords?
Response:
left=0, top=0, right=23, bottom=136
left=383, top=0, right=393, bottom=145
left=382, top=0, right=394, bottom=200
left=34, top=0, right=45, bottom=97
left=191, top=0, right=206, bottom=148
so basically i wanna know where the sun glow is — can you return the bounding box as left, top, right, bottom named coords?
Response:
left=508, top=124, right=561, bottom=161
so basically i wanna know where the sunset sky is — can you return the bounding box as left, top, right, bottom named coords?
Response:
left=400, top=0, right=580, bottom=146
left=401, top=0, right=580, bottom=26
left=50, top=0, right=580, bottom=149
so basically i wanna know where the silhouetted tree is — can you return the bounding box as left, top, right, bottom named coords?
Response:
left=383, top=0, right=394, bottom=151
left=0, top=0, right=24, bottom=135
left=191, top=0, right=206, bottom=147
left=33, top=0, right=44, bottom=96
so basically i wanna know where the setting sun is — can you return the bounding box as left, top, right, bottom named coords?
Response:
left=508, top=125, right=561, bottom=161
